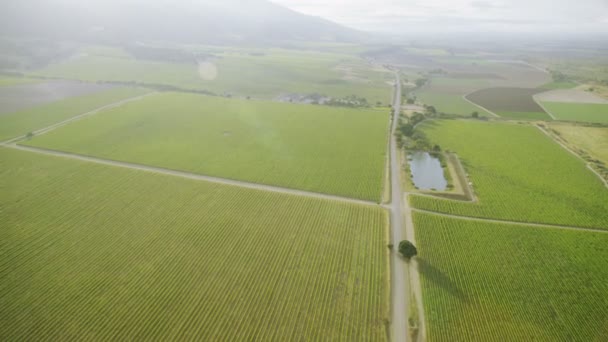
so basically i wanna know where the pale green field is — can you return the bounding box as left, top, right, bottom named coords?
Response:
left=0, top=87, right=149, bottom=141
left=410, top=120, right=608, bottom=228
left=540, top=81, right=578, bottom=90
left=417, top=92, right=491, bottom=116
left=32, top=47, right=391, bottom=105
left=496, top=111, right=552, bottom=120
left=551, top=124, right=608, bottom=163
left=542, top=102, right=608, bottom=123
left=415, top=212, right=608, bottom=341
left=24, top=93, right=389, bottom=201
left=0, top=77, right=40, bottom=87
left=0, top=147, right=388, bottom=340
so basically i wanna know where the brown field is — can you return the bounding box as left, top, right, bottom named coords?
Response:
left=0, top=80, right=114, bottom=115
left=466, top=87, right=547, bottom=113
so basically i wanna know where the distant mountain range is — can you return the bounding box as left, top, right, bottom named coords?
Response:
left=0, top=0, right=363, bottom=45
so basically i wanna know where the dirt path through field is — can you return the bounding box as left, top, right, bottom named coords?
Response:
left=388, top=72, right=410, bottom=342
left=403, top=192, right=426, bottom=342
left=1, top=92, right=157, bottom=145
left=461, top=93, right=500, bottom=118
left=2, top=144, right=379, bottom=207
left=413, top=208, right=608, bottom=233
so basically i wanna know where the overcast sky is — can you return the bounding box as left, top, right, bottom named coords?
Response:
left=270, top=0, right=608, bottom=34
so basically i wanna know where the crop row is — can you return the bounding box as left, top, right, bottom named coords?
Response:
left=0, top=148, right=389, bottom=340
left=23, top=92, right=389, bottom=201
left=413, top=212, right=608, bottom=341
left=411, top=120, right=608, bottom=228
left=0, top=87, right=150, bottom=141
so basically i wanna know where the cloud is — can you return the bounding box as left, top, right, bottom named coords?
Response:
left=270, top=0, right=608, bottom=34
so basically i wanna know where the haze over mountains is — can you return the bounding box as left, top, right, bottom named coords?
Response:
left=0, top=0, right=363, bottom=45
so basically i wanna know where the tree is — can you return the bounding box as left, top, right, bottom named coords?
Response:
left=398, top=240, right=417, bottom=260
left=399, top=123, right=415, bottom=137
left=26, top=132, right=34, bottom=139
left=425, top=106, right=437, bottom=116
left=406, top=98, right=415, bottom=105
left=415, top=78, right=427, bottom=88
left=471, top=111, right=479, bottom=118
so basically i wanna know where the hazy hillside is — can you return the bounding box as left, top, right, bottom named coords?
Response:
left=0, top=0, right=362, bottom=45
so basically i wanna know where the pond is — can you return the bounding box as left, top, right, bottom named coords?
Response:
left=408, top=152, right=448, bottom=191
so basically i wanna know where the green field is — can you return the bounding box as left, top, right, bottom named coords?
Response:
left=0, top=77, right=40, bottom=87
left=410, top=120, right=608, bottom=228
left=24, top=92, right=389, bottom=201
left=32, top=47, right=391, bottom=105
left=540, top=81, right=578, bottom=90
left=414, top=212, right=608, bottom=341
left=417, top=92, right=491, bottom=117
left=542, top=102, right=608, bottom=123
left=0, top=87, right=149, bottom=141
left=495, top=111, right=552, bottom=120
left=0, top=147, right=388, bottom=340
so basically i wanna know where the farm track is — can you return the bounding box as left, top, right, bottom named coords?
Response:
left=412, top=208, right=608, bottom=234
left=1, top=92, right=158, bottom=145
left=461, top=93, right=500, bottom=118
left=2, top=143, right=379, bottom=207
left=532, top=94, right=557, bottom=120
left=388, top=73, right=410, bottom=342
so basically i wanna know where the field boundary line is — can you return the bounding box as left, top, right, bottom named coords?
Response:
left=2, top=143, right=381, bottom=207
left=532, top=94, right=557, bottom=120
left=535, top=125, right=608, bottom=189
left=1, top=91, right=158, bottom=145
left=411, top=208, right=608, bottom=234
left=461, top=93, right=500, bottom=118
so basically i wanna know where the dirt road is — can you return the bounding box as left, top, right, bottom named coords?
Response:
left=1, top=92, right=157, bottom=145
left=388, top=73, right=410, bottom=342
left=2, top=143, right=380, bottom=207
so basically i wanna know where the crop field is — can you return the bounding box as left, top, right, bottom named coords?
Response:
left=417, top=92, right=491, bottom=116
left=465, top=87, right=550, bottom=119
left=542, top=102, right=608, bottom=123
left=32, top=46, right=391, bottom=105
left=0, top=87, right=149, bottom=142
left=0, top=80, right=115, bottom=115
left=540, top=81, right=578, bottom=89
left=494, top=111, right=552, bottom=120
left=551, top=123, right=608, bottom=163
left=0, top=147, right=389, bottom=340
left=413, top=212, right=608, bottom=341
left=535, top=89, right=608, bottom=104
left=24, top=92, right=389, bottom=201
left=410, top=120, right=608, bottom=228
left=0, top=77, right=40, bottom=87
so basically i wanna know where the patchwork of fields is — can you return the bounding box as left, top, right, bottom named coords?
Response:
left=0, top=80, right=116, bottom=115
left=31, top=46, right=391, bottom=105
left=0, top=87, right=150, bottom=141
left=23, top=92, right=389, bottom=201
left=410, top=120, right=608, bottom=228
left=0, top=147, right=389, bottom=340
left=414, top=212, right=608, bottom=341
